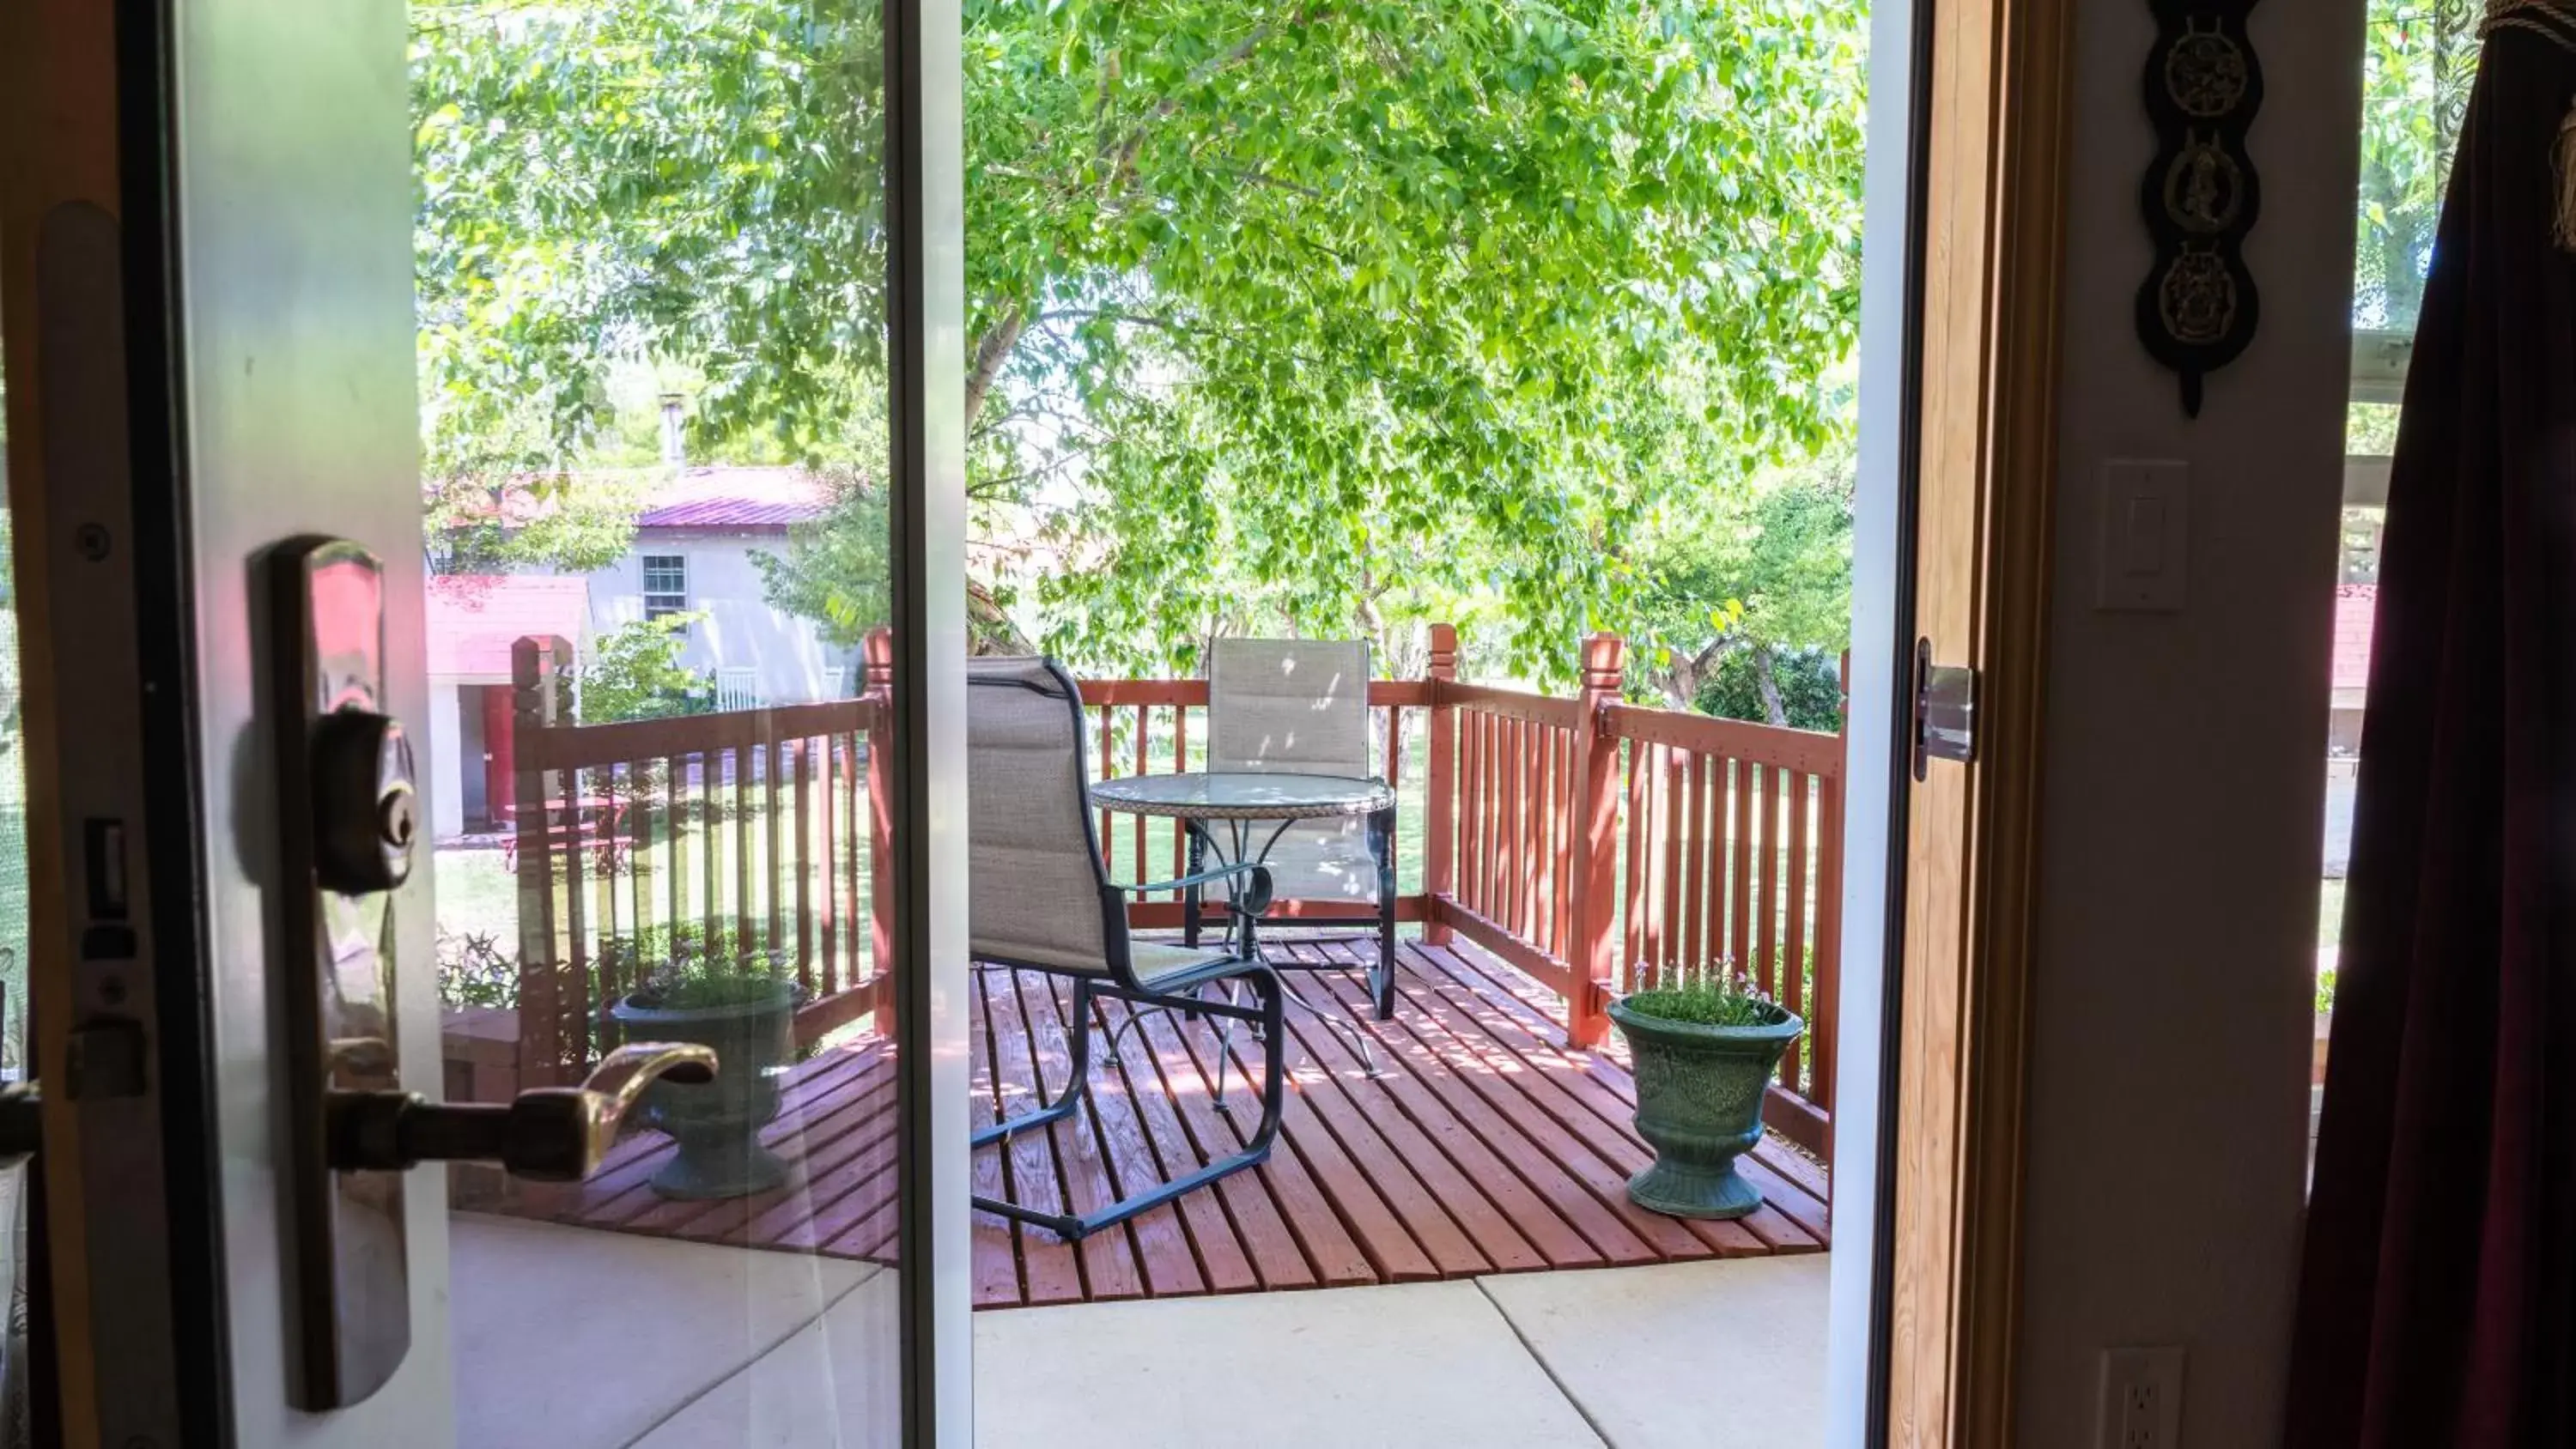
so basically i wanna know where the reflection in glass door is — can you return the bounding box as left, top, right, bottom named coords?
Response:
left=0, top=277, right=30, bottom=1446
left=0, top=304, right=23, bottom=1083
left=409, top=2, right=912, bottom=1443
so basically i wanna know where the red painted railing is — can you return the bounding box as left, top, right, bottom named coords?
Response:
left=500, top=625, right=1844, bottom=1161
left=505, top=636, right=892, bottom=1088
left=1602, top=693, right=1844, bottom=1151
left=1422, top=633, right=1848, bottom=1159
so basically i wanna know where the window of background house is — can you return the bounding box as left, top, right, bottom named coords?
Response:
left=641, top=554, right=687, bottom=620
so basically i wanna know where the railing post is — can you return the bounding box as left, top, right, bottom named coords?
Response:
left=1423, top=622, right=1459, bottom=946
left=511, top=634, right=575, bottom=1085
left=1567, top=632, right=1625, bottom=1048
left=864, top=627, right=896, bottom=987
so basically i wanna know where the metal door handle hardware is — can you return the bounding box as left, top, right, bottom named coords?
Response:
left=268, top=540, right=719, bottom=1410
left=309, top=708, right=417, bottom=894
left=1911, top=637, right=1978, bottom=779
left=267, top=537, right=425, bottom=1410
left=0, top=1083, right=39, bottom=1160
left=326, top=1042, right=717, bottom=1180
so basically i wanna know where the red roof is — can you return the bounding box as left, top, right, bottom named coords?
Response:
left=426, top=574, right=590, bottom=677
left=637, top=467, right=835, bottom=529
left=2333, top=585, right=2375, bottom=692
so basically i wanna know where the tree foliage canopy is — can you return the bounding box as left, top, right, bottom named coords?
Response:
left=413, top=0, right=1865, bottom=682
left=1627, top=458, right=1849, bottom=718
left=2354, top=0, right=2476, bottom=332
left=575, top=613, right=715, bottom=722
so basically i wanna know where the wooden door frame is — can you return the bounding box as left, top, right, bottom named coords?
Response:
left=1875, top=0, right=2075, bottom=1439
left=3, top=2, right=241, bottom=1444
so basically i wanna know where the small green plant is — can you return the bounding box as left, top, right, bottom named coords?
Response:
left=1621, top=960, right=1786, bottom=1028
left=630, top=943, right=793, bottom=1012
left=2315, top=964, right=2338, bottom=1016
left=437, top=929, right=517, bottom=1009
left=600, top=921, right=749, bottom=984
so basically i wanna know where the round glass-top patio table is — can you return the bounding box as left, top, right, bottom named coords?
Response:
left=1090, top=769, right=1394, bottom=822
left=1091, top=770, right=1397, bottom=1082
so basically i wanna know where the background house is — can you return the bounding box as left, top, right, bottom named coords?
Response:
left=420, top=467, right=854, bottom=842
left=424, top=573, right=592, bottom=838
left=2329, top=583, right=2373, bottom=755
left=580, top=466, right=854, bottom=709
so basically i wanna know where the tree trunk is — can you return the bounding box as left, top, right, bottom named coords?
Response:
left=1753, top=646, right=1788, bottom=727
left=965, top=579, right=1033, bottom=655
left=1656, top=660, right=1698, bottom=712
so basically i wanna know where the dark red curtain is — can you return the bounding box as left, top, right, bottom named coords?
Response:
left=2287, top=20, right=2576, bottom=1449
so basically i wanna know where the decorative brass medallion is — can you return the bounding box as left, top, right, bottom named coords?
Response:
left=2138, top=3, right=2263, bottom=415
left=2163, top=28, right=2251, bottom=117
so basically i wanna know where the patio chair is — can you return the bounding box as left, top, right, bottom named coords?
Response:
left=968, top=656, right=1286, bottom=1242
left=1189, top=638, right=1400, bottom=1017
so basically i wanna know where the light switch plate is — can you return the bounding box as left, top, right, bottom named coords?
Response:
left=2097, top=459, right=2190, bottom=612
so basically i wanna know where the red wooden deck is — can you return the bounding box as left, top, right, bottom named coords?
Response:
left=468, top=938, right=1829, bottom=1308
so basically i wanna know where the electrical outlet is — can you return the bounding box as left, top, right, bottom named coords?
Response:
left=2099, top=1346, right=2184, bottom=1449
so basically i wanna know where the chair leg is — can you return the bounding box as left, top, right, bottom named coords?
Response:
left=1183, top=824, right=1206, bottom=949
left=974, top=971, right=1283, bottom=1242
left=1212, top=979, right=1242, bottom=1112
left=969, top=975, right=1096, bottom=1149
left=1100, top=1002, right=1176, bottom=1064
left=1372, top=805, right=1398, bottom=1020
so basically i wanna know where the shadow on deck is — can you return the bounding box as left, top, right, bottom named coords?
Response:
left=465, top=937, right=1829, bottom=1310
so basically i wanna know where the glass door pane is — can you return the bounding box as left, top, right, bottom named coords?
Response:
left=410, top=1, right=923, bottom=1442
left=1, top=0, right=959, bottom=1440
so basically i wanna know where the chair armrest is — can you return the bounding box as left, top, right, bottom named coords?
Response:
left=1127, top=862, right=1274, bottom=916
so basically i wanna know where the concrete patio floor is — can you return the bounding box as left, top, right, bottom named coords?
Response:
left=453, top=1214, right=1827, bottom=1448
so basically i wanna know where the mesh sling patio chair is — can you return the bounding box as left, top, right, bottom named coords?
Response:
left=1188, top=639, right=1400, bottom=1017
left=967, top=656, right=1287, bottom=1241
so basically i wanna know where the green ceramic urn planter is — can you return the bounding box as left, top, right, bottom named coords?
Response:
left=611, top=978, right=799, bottom=1199
left=1608, top=995, right=1805, bottom=1220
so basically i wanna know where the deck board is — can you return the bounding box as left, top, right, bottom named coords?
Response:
left=980, top=965, right=1085, bottom=1305
left=465, top=939, right=1828, bottom=1308
left=1119, top=992, right=1347, bottom=1289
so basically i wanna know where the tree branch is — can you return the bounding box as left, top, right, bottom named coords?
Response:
left=963, top=304, right=1027, bottom=428
left=1201, top=165, right=1326, bottom=201
left=968, top=6, right=1327, bottom=433
left=1034, top=306, right=1195, bottom=335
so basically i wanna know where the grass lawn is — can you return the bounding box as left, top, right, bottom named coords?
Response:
left=436, top=845, right=520, bottom=947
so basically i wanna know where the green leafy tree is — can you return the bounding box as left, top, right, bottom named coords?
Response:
left=576, top=615, right=714, bottom=723
left=751, top=468, right=1036, bottom=653
left=2354, top=0, right=2477, bottom=331
left=424, top=473, right=649, bottom=575
left=1695, top=646, right=1842, bottom=731
left=411, top=0, right=1866, bottom=681
left=1626, top=464, right=1850, bottom=724
left=750, top=472, right=892, bottom=647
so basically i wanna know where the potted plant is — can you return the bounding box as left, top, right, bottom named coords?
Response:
left=611, top=944, right=799, bottom=1199
left=1607, top=961, right=1804, bottom=1220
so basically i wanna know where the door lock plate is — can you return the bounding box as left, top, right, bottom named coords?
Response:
left=1912, top=637, right=1978, bottom=779
left=269, top=537, right=413, bottom=1410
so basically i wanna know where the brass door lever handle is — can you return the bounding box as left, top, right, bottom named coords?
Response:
left=325, top=1041, right=718, bottom=1182
left=0, top=1082, right=37, bottom=1159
